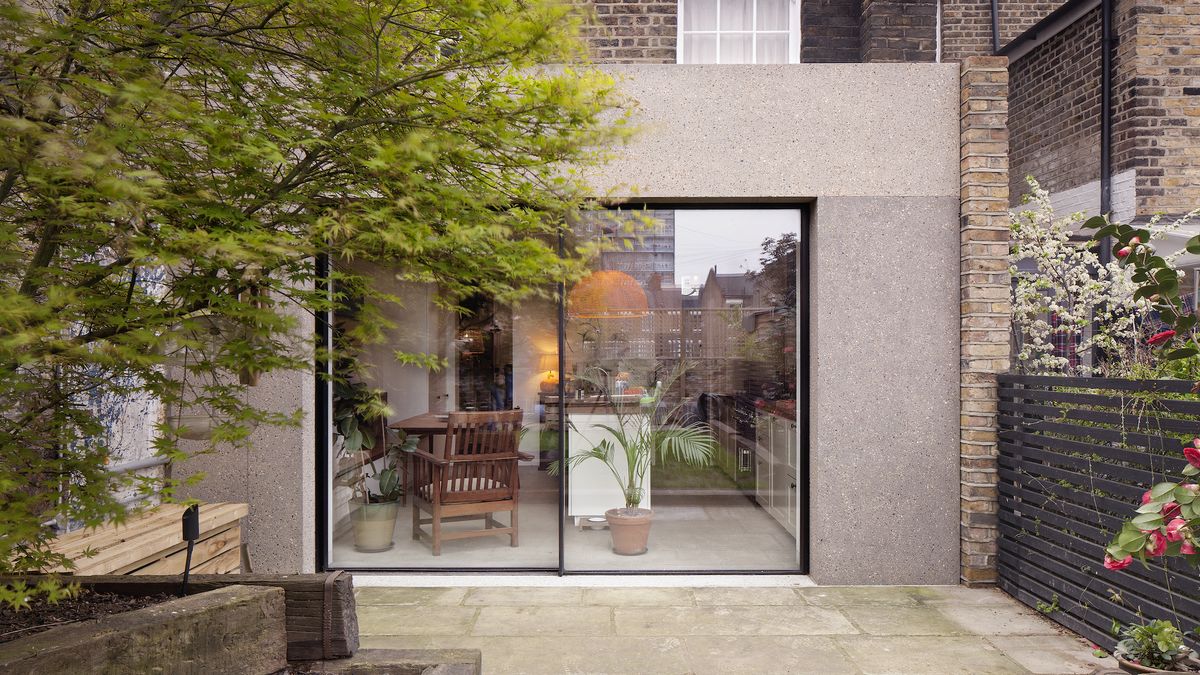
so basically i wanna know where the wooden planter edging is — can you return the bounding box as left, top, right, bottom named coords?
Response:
left=9, top=572, right=358, bottom=661
left=996, top=374, right=1200, bottom=651
left=0, top=585, right=287, bottom=675
left=45, top=502, right=247, bottom=575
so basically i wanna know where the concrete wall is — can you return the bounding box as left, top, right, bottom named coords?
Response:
left=592, top=64, right=961, bottom=584
left=177, top=299, right=317, bottom=574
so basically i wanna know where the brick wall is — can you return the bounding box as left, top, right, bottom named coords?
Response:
left=576, top=0, right=677, bottom=64
left=959, top=55, right=1011, bottom=586
left=942, top=0, right=1066, bottom=62
left=1007, top=5, right=1102, bottom=203
left=802, top=0, right=863, bottom=62
left=1113, top=0, right=1200, bottom=217
left=859, top=0, right=938, bottom=62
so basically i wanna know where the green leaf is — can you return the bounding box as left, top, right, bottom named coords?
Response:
left=1183, top=465, right=1200, bottom=477
left=1166, top=346, right=1199, bottom=361
left=1082, top=215, right=1108, bottom=230
left=1132, top=512, right=1165, bottom=530
left=1152, top=482, right=1179, bottom=499
left=1174, top=486, right=1196, bottom=504
left=1187, top=235, right=1200, bottom=255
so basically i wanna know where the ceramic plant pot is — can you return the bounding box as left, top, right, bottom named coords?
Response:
left=606, top=507, right=653, bottom=555
left=351, top=501, right=400, bottom=552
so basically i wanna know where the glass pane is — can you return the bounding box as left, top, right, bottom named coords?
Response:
left=720, top=0, right=753, bottom=31
left=683, top=0, right=718, bottom=31
left=756, top=0, right=789, bottom=30
left=564, top=209, right=802, bottom=571
left=327, top=264, right=559, bottom=569
left=681, top=34, right=718, bottom=64
left=719, top=34, right=753, bottom=64
left=756, top=33, right=789, bottom=64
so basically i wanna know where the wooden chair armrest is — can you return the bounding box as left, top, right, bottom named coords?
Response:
left=410, top=449, right=448, bottom=466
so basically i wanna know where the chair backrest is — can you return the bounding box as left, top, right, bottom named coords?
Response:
left=445, top=410, right=522, bottom=460
left=439, top=410, right=523, bottom=503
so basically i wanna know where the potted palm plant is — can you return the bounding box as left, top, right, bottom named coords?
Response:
left=555, top=365, right=716, bottom=555
left=333, top=381, right=417, bottom=552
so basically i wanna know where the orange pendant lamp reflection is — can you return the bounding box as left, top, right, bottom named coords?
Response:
left=567, top=270, right=649, bottom=319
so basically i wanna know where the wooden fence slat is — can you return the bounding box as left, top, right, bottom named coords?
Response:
left=998, top=377, right=1200, bottom=652
left=999, top=399, right=1200, bottom=436
left=998, top=374, right=1197, bottom=394
left=999, top=386, right=1200, bottom=415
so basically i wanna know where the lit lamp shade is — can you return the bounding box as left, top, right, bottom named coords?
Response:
left=567, top=270, right=649, bottom=318
left=538, top=353, right=559, bottom=393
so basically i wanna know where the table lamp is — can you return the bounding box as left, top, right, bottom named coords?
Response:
left=538, top=354, right=559, bottom=394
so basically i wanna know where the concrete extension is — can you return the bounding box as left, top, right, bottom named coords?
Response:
left=354, top=584, right=1114, bottom=674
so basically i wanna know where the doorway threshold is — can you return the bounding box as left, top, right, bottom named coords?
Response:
left=351, top=573, right=815, bottom=588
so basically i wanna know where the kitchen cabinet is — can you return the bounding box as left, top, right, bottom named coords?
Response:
left=756, top=411, right=798, bottom=536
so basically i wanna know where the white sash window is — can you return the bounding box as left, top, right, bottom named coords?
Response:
left=679, top=0, right=799, bottom=64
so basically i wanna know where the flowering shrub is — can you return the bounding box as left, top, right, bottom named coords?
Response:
left=1104, top=439, right=1200, bottom=570
left=1082, top=205, right=1200, bottom=571
left=1011, top=180, right=1153, bottom=375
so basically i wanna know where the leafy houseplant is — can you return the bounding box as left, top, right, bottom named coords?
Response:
left=1111, top=619, right=1199, bottom=673
left=334, top=381, right=417, bottom=552
left=554, top=365, right=717, bottom=555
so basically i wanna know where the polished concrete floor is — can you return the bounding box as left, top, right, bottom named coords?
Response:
left=353, top=583, right=1115, bottom=675
left=330, top=467, right=798, bottom=571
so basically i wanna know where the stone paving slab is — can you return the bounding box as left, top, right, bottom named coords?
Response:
left=839, top=604, right=970, bottom=636
left=354, top=584, right=1115, bottom=674
left=835, top=635, right=1028, bottom=675
left=614, top=604, right=860, bottom=636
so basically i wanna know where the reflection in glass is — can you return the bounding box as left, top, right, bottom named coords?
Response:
left=563, top=209, right=801, bottom=571
left=325, top=208, right=803, bottom=572
left=327, top=264, right=559, bottom=569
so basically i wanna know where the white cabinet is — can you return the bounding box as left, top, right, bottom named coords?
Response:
left=567, top=412, right=648, bottom=523
left=756, top=411, right=798, bottom=536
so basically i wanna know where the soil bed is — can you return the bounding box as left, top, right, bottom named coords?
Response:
left=0, top=590, right=174, bottom=643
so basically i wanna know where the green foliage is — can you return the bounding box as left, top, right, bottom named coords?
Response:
left=1081, top=214, right=1200, bottom=362
left=0, top=0, right=627, bottom=597
left=1112, top=619, right=1194, bottom=670
left=1035, top=593, right=1060, bottom=615
left=550, top=364, right=717, bottom=510
left=0, top=578, right=80, bottom=611
left=332, top=379, right=417, bottom=504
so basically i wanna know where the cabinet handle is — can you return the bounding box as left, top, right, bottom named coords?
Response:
left=790, top=483, right=796, bottom=490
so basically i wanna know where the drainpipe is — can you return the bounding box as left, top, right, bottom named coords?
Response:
left=1099, top=0, right=1115, bottom=263
left=990, top=0, right=1001, bottom=54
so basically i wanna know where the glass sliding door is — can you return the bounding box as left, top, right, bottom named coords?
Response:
left=562, top=208, right=803, bottom=571
left=325, top=261, right=559, bottom=569
left=320, top=207, right=805, bottom=573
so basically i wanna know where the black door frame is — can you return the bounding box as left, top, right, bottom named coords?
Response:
left=315, top=203, right=811, bottom=575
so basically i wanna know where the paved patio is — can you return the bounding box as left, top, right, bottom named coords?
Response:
left=354, top=583, right=1116, bottom=674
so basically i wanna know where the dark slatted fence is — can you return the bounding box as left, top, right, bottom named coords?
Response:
left=997, top=374, right=1200, bottom=649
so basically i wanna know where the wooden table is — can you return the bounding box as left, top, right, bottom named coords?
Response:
left=389, top=412, right=451, bottom=436
left=389, top=412, right=534, bottom=461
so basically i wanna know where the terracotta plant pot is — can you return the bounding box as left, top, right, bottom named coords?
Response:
left=606, top=507, right=653, bottom=555
left=351, top=501, right=400, bottom=552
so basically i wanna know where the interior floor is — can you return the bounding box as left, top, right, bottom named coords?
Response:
left=330, top=467, right=798, bottom=571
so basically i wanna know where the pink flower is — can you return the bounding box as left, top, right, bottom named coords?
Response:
left=1130, top=236, right=1142, bottom=245
left=1146, top=531, right=1168, bottom=557
left=1166, top=518, right=1188, bottom=542
left=1117, top=246, right=1133, bottom=258
left=1185, top=446, right=1200, bottom=469
left=1162, top=501, right=1182, bottom=520
left=1148, top=330, right=1176, bottom=346
left=1183, top=540, right=1196, bottom=555
left=1105, top=554, right=1134, bottom=571
left=1142, top=490, right=1154, bottom=505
